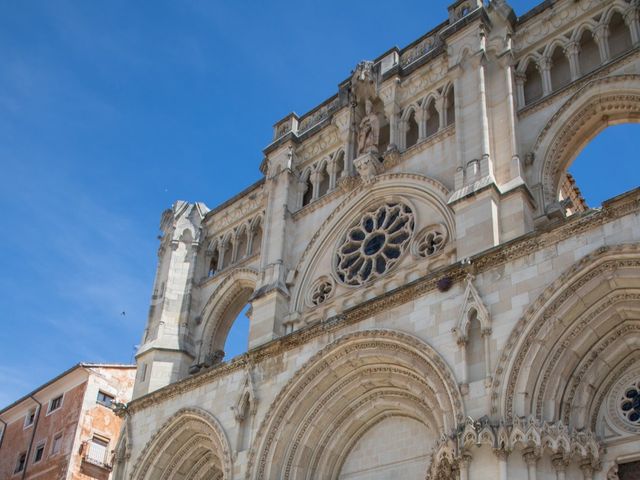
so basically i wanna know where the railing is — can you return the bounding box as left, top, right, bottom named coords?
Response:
left=81, top=441, right=113, bottom=470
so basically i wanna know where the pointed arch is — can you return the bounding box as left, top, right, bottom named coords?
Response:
left=247, top=329, right=463, bottom=480
left=290, top=173, right=454, bottom=314
left=198, top=268, right=259, bottom=362
left=531, top=74, right=640, bottom=209
left=130, top=407, right=232, bottom=480
left=491, top=244, right=640, bottom=431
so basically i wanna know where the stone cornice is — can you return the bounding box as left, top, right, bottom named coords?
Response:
left=125, top=187, right=640, bottom=415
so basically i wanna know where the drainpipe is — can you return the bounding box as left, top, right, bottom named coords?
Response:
left=22, top=396, right=42, bottom=480
left=0, top=418, right=7, bottom=453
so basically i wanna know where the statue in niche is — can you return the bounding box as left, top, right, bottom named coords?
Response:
left=357, top=99, right=380, bottom=155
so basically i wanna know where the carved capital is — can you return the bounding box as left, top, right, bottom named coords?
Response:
left=564, top=41, right=580, bottom=56
left=522, top=447, right=540, bottom=466
left=493, top=448, right=510, bottom=461
left=552, top=454, right=569, bottom=472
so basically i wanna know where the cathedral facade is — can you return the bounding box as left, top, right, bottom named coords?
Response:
left=114, top=0, right=640, bottom=478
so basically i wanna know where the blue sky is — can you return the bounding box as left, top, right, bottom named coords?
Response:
left=0, top=0, right=636, bottom=408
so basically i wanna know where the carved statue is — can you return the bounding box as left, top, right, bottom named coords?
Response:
left=357, top=99, right=380, bottom=155
left=607, top=465, right=619, bottom=480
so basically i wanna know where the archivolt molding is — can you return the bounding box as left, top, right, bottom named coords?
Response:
left=246, top=329, right=463, bottom=480
left=490, top=243, right=640, bottom=420
left=290, top=173, right=454, bottom=313
left=125, top=193, right=640, bottom=417
left=533, top=295, right=640, bottom=423
left=529, top=74, right=640, bottom=205
left=130, top=407, right=232, bottom=480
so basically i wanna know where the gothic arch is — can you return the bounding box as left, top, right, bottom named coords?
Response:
left=198, top=268, right=258, bottom=362
left=246, top=329, right=463, bottom=480
left=130, top=407, right=232, bottom=480
left=491, top=243, right=640, bottom=432
left=530, top=74, right=640, bottom=208
left=290, top=173, right=454, bottom=313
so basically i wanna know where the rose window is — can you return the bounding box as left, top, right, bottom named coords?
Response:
left=414, top=225, right=447, bottom=258
left=620, top=380, right=640, bottom=425
left=335, top=203, right=414, bottom=286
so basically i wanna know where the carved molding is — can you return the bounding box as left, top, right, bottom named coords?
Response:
left=130, top=407, right=232, bottom=480
left=124, top=192, right=640, bottom=417
left=490, top=243, right=640, bottom=419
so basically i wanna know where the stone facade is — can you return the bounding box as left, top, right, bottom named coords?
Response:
left=0, top=364, right=136, bottom=480
left=116, top=0, right=640, bottom=478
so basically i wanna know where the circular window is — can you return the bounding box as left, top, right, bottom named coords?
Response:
left=308, top=277, right=334, bottom=307
left=413, top=224, right=448, bottom=258
left=620, top=380, right=640, bottom=425
left=335, top=203, right=415, bottom=286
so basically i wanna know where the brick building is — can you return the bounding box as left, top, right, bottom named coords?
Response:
left=0, top=364, right=135, bottom=480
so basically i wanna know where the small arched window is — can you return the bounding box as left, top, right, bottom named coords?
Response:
left=549, top=46, right=571, bottom=91
left=445, top=86, right=455, bottom=126
left=250, top=220, right=263, bottom=256
left=221, top=239, right=233, bottom=270
left=334, top=151, right=345, bottom=182
left=608, top=11, right=633, bottom=58
left=317, top=163, right=330, bottom=197
left=466, top=309, right=485, bottom=383
left=425, top=98, right=440, bottom=137
left=405, top=109, right=419, bottom=149
left=235, top=228, right=249, bottom=262
left=208, top=249, right=219, bottom=277
left=523, top=60, right=543, bottom=105
left=302, top=174, right=313, bottom=207
left=578, top=29, right=600, bottom=75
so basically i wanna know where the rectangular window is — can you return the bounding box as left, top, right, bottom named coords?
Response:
left=24, top=407, right=37, bottom=428
left=86, top=435, right=110, bottom=466
left=96, top=391, right=115, bottom=408
left=51, top=433, right=63, bottom=456
left=48, top=394, right=63, bottom=413
left=140, top=363, right=147, bottom=382
left=34, top=443, right=45, bottom=463
left=14, top=453, right=26, bottom=474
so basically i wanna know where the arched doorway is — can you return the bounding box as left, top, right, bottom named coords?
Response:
left=129, top=408, right=232, bottom=480
left=249, top=330, right=463, bottom=480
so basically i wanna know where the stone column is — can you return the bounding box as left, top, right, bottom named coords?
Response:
left=477, top=54, right=491, bottom=160
left=459, top=453, right=472, bottom=480
left=437, top=95, right=446, bottom=130
left=515, top=73, right=526, bottom=108
left=580, top=462, right=594, bottom=480
left=593, top=24, right=611, bottom=63
left=523, top=448, right=539, bottom=480
left=494, top=449, right=509, bottom=480
left=625, top=6, right=640, bottom=45
left=380, top=78, right=400, bottom=151
left=482, top=327, right=492, bottom=385
left=565, top=41, right=581, bottom=81
left=458, top=337, right=469, bottom=394
left=552, top=455, right=569, bottom=480
left=310, top=171, right=322, bottom=201
left=538, top=57, right=552, bottom=97
left=416, top=108, right=426, bottom=140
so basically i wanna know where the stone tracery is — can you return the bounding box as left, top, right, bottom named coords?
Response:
left=335, top=202, right=415, bottom=286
